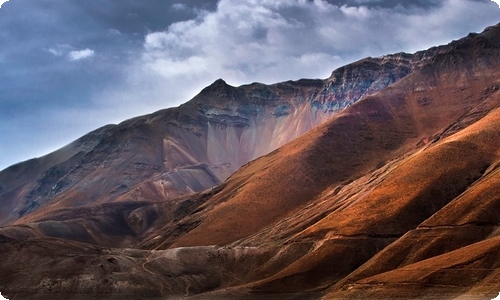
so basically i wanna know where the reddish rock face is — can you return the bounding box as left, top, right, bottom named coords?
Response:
left=0, top=23, right=500, bottom=300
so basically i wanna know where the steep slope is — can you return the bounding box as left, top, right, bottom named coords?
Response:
left=323, top=107, right=500, bottom=299
left=0, top=54, right=415, bottom=226
left=0, top=23, right=499, bottom=300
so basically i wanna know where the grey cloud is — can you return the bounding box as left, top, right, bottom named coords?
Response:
left=0, top=0, right=499, bottom=170
left=138, top=0, right=500, bottom=85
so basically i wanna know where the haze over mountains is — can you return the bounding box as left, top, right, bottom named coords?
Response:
left=0, top=23, right=500, bottom=299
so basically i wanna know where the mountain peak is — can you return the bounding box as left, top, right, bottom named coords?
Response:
left=205, top=78, right=231, bottom=91
left=195, top=78, right=235, bottom=99
left=211, top=78, right=227, bottom=86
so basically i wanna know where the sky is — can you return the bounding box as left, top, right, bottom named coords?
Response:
left=0, top=0, right=499, bottom=171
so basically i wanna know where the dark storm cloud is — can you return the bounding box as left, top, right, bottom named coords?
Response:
left=0, top=0, right=219, bottom=169
left=0, top=0, right=219, bottom=107
left=0, top=0, right=499, bottom=170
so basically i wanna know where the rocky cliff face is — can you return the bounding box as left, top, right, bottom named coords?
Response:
left=0, top=49, right=416, bottom=226
left=0, top=23, right=499, bottom=300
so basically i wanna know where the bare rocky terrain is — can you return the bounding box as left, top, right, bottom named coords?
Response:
left=0, top=23, right=499, bottom=300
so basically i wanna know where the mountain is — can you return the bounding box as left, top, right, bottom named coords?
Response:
left=0, top=24, right=499, bottom=300
left=0, top=52, right=418, bottom=227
